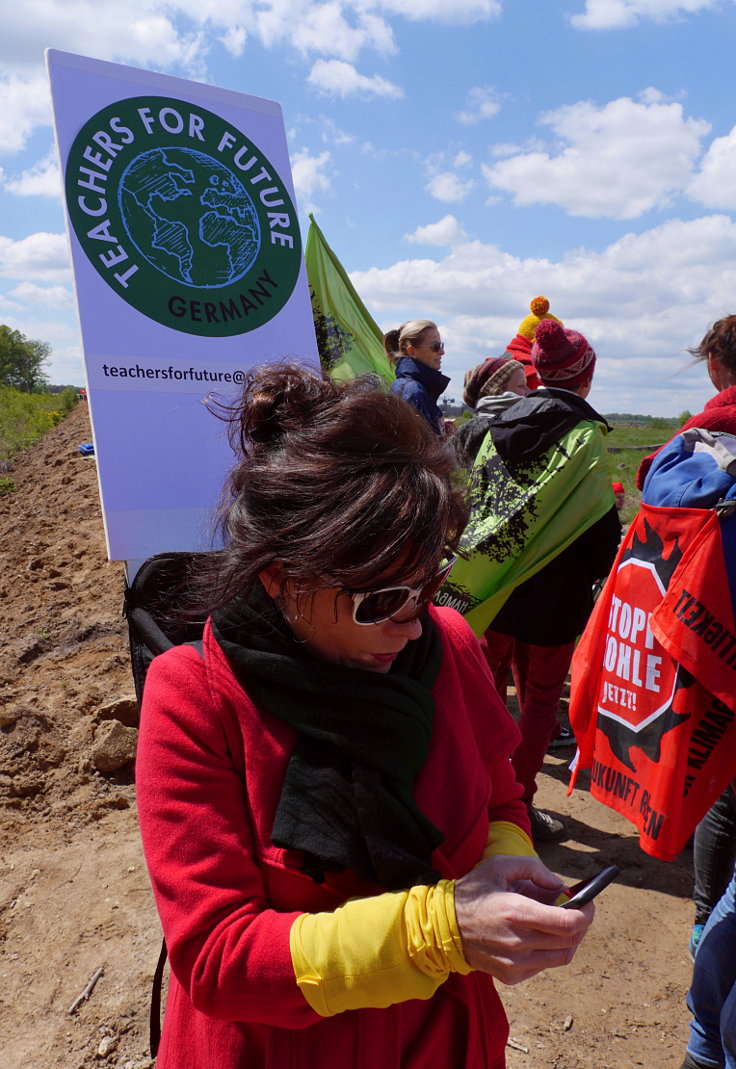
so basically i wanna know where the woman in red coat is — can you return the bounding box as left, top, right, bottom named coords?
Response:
left=136, top=363, right=594, bottom=1069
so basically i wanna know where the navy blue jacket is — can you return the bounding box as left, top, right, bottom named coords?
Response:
left=390, top=358, right=450, bottom=435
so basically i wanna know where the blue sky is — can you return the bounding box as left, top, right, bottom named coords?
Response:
left=3, top=0, right=736, bottom=415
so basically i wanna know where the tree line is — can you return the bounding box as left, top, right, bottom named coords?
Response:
left=0, top=325, right=51, bottom=393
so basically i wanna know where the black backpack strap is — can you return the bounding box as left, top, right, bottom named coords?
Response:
left=150, top=938, right=168, bottom=1058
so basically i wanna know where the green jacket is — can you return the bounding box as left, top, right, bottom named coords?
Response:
left=438, top=389, right=616, bottom=637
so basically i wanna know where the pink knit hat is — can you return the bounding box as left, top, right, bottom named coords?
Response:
left=531, top=319, right=596, bottom=388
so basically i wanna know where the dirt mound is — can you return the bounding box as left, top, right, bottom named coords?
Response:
left=0, top=404, right=157, bottom=1068
left=0, top=405, right=695, bottom=1068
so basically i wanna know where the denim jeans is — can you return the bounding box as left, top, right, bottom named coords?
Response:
left=686, top=873, right=736, bottom=1068
left=693, top=788, right=736, bottom=926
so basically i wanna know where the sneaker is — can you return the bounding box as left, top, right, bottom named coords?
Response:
left=689, top=923, right=705, bottom=962
left=528, top=805, right=567, bottom=842
left=548, top=726, right=576, bottom=751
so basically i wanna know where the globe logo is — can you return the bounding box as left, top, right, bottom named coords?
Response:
left=66, top=96, right=302, bottom=336
left=118, top=146, right=261, bottom=289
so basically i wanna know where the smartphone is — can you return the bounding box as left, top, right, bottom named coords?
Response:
left=559, top=864, right=620, bottom=908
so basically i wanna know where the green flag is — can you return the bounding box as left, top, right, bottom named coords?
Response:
left=305, top=214, right=394, bottom=386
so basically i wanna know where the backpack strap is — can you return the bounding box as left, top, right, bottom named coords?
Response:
left=150, top=938, right=168, bottom=1058
left=124, top=550, right=212, bottom=703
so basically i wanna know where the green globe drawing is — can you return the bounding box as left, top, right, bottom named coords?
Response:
left=118, top=146, right=261, bottom=288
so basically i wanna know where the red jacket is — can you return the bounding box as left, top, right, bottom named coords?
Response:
left=636, top=385, right=736, bottom=489
left=136, top=606, right=527, bottom=1069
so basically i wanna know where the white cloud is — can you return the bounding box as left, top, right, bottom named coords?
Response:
left=351, top=214, right=736, bottom=415
left=453, top=150, right=472, bottom=169
left=3, top=7, right=206, bottom=85
left=405, top=215, right=468, bottom=246
left=483, top=92, right=710, bottom=219
left=308, top=59, right=402, bottom=97
left=0, top=6, right=210, bottom=157
left=373, top=0, right=502, bottom=22
left=489, top=138, right=546, bottom=158
left=43, top=343, right=86, bottom=387
left=0, top=313, right=77, bottom=341
left=570, top=0, right=718, bottom=30
left=220, top=25, right=247, bottom=57
left=426, top=172, right=475, bottom=203
left=2, top=4, right=206, bottom=74
left=8, top=281, right=74, bottom=309
left=291, top=147, right=332, bottom=201
left=0, top=1, right=506, bottom=153
left=289, top=6, right=395, bottom=62
left=0, top=2, right=399, bottom=153
left=314, top=117, right=355, bottom=145
left=4, top=149, right=61, bottom=198
left=0, top=232, right=71, bottom=282
left=689, top=126, right=736, bottom=209
left=360, top=141, right=390, bottom=160
left=0, top=74, right=54, bottom=156
left=457, top=85, right=501, bottom=125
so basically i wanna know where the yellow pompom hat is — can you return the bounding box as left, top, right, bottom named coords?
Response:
left=516, top=296, right=562, bottom=341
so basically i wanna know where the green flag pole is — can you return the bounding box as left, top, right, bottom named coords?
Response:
left=304, top=214, right=394, bottom=386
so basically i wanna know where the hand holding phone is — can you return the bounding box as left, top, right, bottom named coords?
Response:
left=455, top=854, right=596, bottom=983
left=559, top=865, right=620, bottom=908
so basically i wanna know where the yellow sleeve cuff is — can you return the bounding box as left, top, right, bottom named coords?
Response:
left=482, top=820, right=537, bottom=860
left=482, top=822, right=569, bottom=903
left=290, top=879, right=471, bottom=1018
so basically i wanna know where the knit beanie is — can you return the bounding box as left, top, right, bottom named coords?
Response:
left=517, top=296, right=562, bottom=341
left=463, top=357, right=524, bottom=408
left=531, top=319, right=596, bottom=388
left=503, top=297, right=561, bottom=390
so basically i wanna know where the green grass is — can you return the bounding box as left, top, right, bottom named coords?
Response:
left=0, top=386, right=79, bottom=460
left=605, top=421, right=679, bottom=525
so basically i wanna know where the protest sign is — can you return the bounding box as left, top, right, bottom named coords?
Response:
left=48, top=49, right=318, bottom=561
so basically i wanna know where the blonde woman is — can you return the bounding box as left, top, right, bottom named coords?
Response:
left=384, top=319, right=449, bottom=434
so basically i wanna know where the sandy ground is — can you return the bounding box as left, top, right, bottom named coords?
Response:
left=0, top=403, right=695, bottom=1068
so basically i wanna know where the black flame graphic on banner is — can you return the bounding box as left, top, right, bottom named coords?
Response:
left=596, top=517, right=692, bottom=772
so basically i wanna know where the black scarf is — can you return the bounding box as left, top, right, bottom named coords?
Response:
left=211, top=585, right=444, bottom=890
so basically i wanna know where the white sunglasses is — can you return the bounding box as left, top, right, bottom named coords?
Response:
left=346, top=556, right=456, bottom=625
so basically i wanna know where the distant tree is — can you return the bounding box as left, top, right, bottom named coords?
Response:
left=0, top=325, right=51, bottom=392
left=677, top=409, right=693, bottom=425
